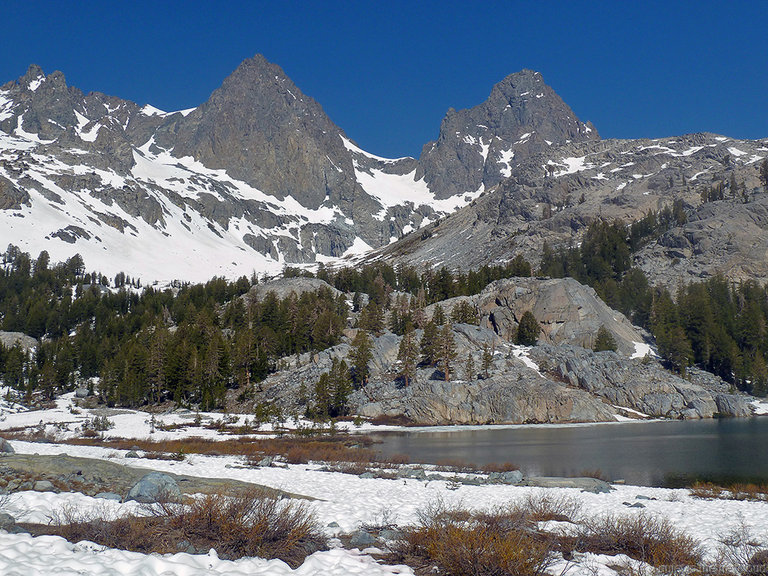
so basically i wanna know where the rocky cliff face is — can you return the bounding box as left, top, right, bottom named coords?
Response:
left=156, top=56, right=358, bottom=210
left=0, top=58, right=600, bottom=282
left=418, top=69, right=598, bottom=199
left=232, top=277, right=753, bottom=425
left=378, top=132, right=768, bottom=289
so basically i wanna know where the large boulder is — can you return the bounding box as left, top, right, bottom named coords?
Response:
left=715, top=394, right=754, bottom=418
left=530, top=344, right=726, bottom=419
left=472, top=277, right=645, bottom=356
left=351, top=365, right=617, bottom=425
left=520, top=476, right=613, bottom=493
left=125, top=472, right=181, bottom=503
left=0, top=331, right=37, bottom=352
left=0, top=439, right=14, bottom=454
left=245, top=277, right=343, bottom=303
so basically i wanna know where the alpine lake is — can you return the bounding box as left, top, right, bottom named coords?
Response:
left=371, top=417, right=768, bottom=487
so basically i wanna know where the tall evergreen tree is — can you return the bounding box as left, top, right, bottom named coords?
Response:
left=397, top=324, right=419, bottom=386
left=516, top=311, right=540, bottom=346
left=349, top=330, right=373, bottom=388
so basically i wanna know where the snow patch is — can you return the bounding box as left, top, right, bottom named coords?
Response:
left=28, top=76, right=44, bottom=92
left=141, top=104, right=167, bottom=116
left=340, top=135, right=411, bottom=163
left=631, top=342, right=653, bottom=359
left=727, top=146, right=747, bottom=157
left=498, top=148, right=514, bottom=177
left=548, top=156, right=595, bottom=177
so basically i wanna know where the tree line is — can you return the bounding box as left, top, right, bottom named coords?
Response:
left=540, top=215, right=768, bottom=393
left=0, top=246, right=348, bottom=410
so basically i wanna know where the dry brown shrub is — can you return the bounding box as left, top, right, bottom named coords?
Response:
left=480, top=461, right=520, bottom=473
left=572, top=513, right=702, bottom=568
left=392, top=501, right=555, bottom=576
left=515, top=492, right=583, bottom=523
left=689, top=482, right=723, bottom=500
left=578, top=468, right=609, bottom=481
left=690, top=482, right=768, bottom=502
left=45, top=488, right=326, bottom=567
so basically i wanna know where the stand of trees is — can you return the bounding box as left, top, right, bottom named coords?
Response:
left=0, top=246, right=348, bottom=410
left=540, top=216, right=768, bottom=393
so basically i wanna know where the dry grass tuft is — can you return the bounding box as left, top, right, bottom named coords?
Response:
left=516, top=492, right=583, bottom=523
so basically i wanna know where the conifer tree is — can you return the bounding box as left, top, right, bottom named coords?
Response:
left=349, top=330, right=373, bottom=387
left=593, top=326, right=617, bottom=352
left=420, top=320, right=439, bottom=366
left=397, top=323, right=419, bottom=386
left=481, top=343, right=493, bottom=378
left=516, top=311, right=540, bottom=346
left=437, top=324, right=457, bottom=381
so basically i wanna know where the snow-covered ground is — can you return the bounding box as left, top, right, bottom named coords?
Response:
left=3, top=436, right=768, bottom=575
left=2, top=393, right=768, bottom=575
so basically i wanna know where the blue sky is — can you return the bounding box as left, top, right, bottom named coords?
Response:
left=3, top=1, right=767, bottom=158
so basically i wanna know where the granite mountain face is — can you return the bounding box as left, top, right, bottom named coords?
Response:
left=0, top=56, right=597, bottom=281
left=378, top=132, right=768, bottom=289
left=417, top=69, right=598, bottom=199
left=0, top=55, right=766, bottom=287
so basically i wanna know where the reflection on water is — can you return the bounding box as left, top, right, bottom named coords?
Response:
left=372, top=418, right=768, bottom=486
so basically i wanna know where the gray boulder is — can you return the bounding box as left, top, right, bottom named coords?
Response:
left=0, top=439, right=14, bottom=454
left=715, top=394, right=754, bottom=418
left=521, top=476, right=613, bottom=494
left=74, top=387, right=89, bottom=398
left=475, top=277, right=644, bottom=356
left=0, top=512, right=16, bottom=530
left=488, top=470, right=523, bottom=485
left=0, top=331, right=37, bottom=352
left=349, top=530, right=377, bottom=548
left=126, top=472, right=181, bottom=503
left=33, top=480, right=54, bottom=492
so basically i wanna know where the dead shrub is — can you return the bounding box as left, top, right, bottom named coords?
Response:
left=578, top=468, right=609, bottom=481
left=690, top=482, right=768, bottom=502
left=392, top=501, right=555, bottom=576
left=515, top=492, right=583, bottom=523
left=689, top=482, right=724, bottom=500
left=480, top=461, right=520, bottom=474
left=45, top=488, right=326, bottom=567
left=709, top=520, right=768, bottom=576
left=571, top=513, right=702, bottom=568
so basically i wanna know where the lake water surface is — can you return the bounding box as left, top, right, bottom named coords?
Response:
left=372, top=418, right=768, bottom=486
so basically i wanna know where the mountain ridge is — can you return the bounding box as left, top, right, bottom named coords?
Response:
left=0, top=55, right=595, bottom=282
left=1, top=55, right=766, bottom=289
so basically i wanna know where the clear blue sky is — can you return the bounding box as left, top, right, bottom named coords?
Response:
left=3, top=1, right=767, bottom=158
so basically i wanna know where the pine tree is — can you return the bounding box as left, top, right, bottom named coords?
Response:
left=349, top=330, right=373, bottom=387
left=760, top=158, right=768, bottom=192
left=450, top=300, right=476, bottom=324
left=437, top=324, right=457, bottom=381
left=463, top=355, right=476, bottom=381
left=397, top=324, right=419, bottom=386
left=359, top=301, right=384, bottom=335
left=481, top=343, right=493, bottom=378
left=420, top=321, right=439, bottom=366
left=432, top=304, right=446, bottom=326
left=516, top=311, right=540, bottom=346
left=593, top=326, right=617, bottom=352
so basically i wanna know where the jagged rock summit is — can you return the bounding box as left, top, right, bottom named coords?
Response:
left=0, top=57, right=598, bottom=282
left=157, top=55, right=359, bottom=208
left=418, top=69, right=599, bottom=199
